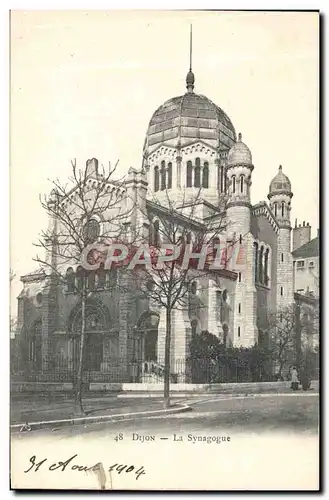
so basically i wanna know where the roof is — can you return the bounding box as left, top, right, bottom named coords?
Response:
left=294, top=292, right=319, bottom=307
left=146, top=199, right=205, bottom=230
left=268, top=165, right=292, bottom=196
left=227, top=133, right=252, bottom=166
left=292, top=236, right=319, bottom=258
left=145, top=93, right=236, bottom=151
left=20, top=268, right=46, bottom=283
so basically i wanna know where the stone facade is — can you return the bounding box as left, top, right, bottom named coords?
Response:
left=16, top=67, right=310, bottom=383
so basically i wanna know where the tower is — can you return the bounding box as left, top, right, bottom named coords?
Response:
left=226, top=133, right=257, bottom=347
left=268, top=165, right=294, bottom=308
left=226, top=133, right=253, bottom=237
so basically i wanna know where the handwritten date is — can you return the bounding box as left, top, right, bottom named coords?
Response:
left=24, top=454, right=146, bottom=481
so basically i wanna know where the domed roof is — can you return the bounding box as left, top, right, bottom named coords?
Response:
left=227, top=133, right=252, bottom=166
left=145, top=92, right=236, bottom=152
left=269, top=165, right=292, bottom=194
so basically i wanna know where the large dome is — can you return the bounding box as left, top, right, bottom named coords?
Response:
left=145, top=93, right=236, bottom=153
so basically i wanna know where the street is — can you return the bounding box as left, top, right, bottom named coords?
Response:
left=12, top=393, right=319, bottom=440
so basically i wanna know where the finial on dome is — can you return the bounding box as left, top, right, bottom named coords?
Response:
left=186, top=24, right=195, bottom=93
left=238, top=132, right=242, bottom=142
left=279, top=165, right=282, bottom=170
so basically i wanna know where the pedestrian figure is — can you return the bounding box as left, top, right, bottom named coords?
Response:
left=300, top=370, right=311, bottom=391
left=290, top=366, right=299, bottom=391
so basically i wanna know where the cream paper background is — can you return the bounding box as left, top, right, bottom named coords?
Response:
left=10, top=9, right=319, bottom=491
left=11, top=430, right=319, bottom=490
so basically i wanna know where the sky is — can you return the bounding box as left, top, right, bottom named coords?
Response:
left=10, top=10, right=319, bottom=314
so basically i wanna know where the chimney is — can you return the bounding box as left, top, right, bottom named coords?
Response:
left=295, top=218, right=297, bottom=228
left=303, top=221, right=305, bottom=227
left=86, top=158, right=99, bottom=178
left=307, top=222, right=309, bottom=226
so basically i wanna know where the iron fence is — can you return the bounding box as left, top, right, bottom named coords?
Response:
left=10, top=356, right=283, bottom=385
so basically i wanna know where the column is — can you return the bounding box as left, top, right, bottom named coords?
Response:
left=207, top=279, right=223, bottom=337
left=117, top=270, right=135, bottom=382
left=172, top=307, right=192, bottom=383
left=215, top=158, right=220, bottom=191
left=67, top=338, right=74, bottom=371
left=157, top=307, right=167, bottom=365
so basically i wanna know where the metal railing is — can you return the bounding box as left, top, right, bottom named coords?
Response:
left=10, top=357, right=282, bottom=385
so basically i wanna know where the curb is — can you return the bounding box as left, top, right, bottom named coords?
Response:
left=118, top=390, right=319, bottom=399
left=185, top=392, right=319, bottom=405
left=117, top=392, right=211, bottom=399
left=11, top=404, right=192, bottom=433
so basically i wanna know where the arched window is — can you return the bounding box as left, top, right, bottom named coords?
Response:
left=186, top=161, right=192, bottom=187
left=281, top=201, right=285, bottom=217
left=29, top=319, right=42, bottom=371
left=71, top=303, right=110, bottom=334
left=264, top=248, right=269, bottom=287
left=220, top=165, right=224, bottom=192
left=106, top=267, right=117, bottom=289
left=160, top=161, right=166, bottom=191
left=154, top=166, right=159, bottom=192
left=167, top=162, right=172, bottom=189
left=76, top=266, right=84, bottom=291
left=191, top=319, right=199, bottom=337
left=232, top=175, right=236, bottom=194
left=97, top=263, right=106, bottom=288
left=202, top=162, right=209, bottom=188
left=258, top=246, right=264, bottom=284
left=274, top=203, right=277, bottom=217
left=240, top=175, right=244, bottom=193
left=253, top=242, right=258, bottom=282
left=154, top=220, right=160, bottom=247
left=83, top=219, right=100, bottom=243
left=66, top=267, right=75, bottom=293
left=194, top=165, right=201, bottom=187
left=87, top=271, right=96, bottom=290
left=223, top=324, right=229, bottom=347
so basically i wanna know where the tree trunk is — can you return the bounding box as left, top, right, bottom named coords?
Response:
left=75, top=285, right=86, bottom=415
left=295, top=303, right=302, bottom=370
left=163, top=307, right=172, bottom=409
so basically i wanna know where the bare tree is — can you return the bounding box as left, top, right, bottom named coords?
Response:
left=35, top=158, right=134, bottom=414
left=266, top=305, right=297, bottom=378
left=137, top=189, right=238, bottom=408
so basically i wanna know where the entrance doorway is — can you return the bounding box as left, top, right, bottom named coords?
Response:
left=136, top=312, right=160, bottom=362
left=144, top=330, right=158, bottom=361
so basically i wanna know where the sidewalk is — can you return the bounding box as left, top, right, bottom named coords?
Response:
left=10, top=396, right=167, bottom=426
